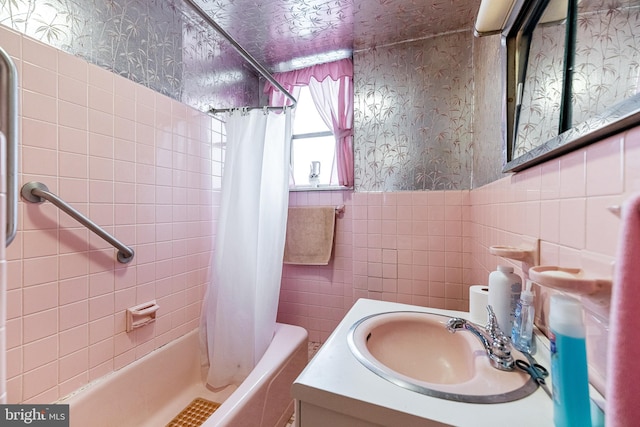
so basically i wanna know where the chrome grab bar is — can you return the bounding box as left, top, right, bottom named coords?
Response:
left=0, top=47, right=19, bottom=246
left=21, top=182, right=135, bottom=264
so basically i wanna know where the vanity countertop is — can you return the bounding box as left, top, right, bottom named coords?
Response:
left=292, top=298, right=556, bottom=427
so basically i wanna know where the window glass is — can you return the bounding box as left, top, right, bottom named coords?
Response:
left=290, top=87, right=337, bottom=188
left=293, top=87, right=330, bottom=134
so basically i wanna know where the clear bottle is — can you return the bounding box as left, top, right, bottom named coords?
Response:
left=511, top=280, right=535, bottom=352
left=487, top=265, right=522, bottom=333
left=308, top=161, right=321, bottom=187
left=549, top=295, right=591, bottom=427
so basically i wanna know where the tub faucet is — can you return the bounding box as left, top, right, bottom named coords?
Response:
left=446, top=305, right=515, bottom=371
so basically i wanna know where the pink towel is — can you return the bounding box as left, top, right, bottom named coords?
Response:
left=606, top=193, right=640, bottom=426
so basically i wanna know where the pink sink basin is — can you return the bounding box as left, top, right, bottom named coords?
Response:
left=347, top=311, right=536, bottom=403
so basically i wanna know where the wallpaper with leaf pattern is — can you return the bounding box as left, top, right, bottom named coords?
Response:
left=5, top=0, right=636, bottom=190
left=354, top=32, right=474, bottom=191
left=514, top=0, right=640, bottom=158
left=472, top=34, right=507, bottom=188
left=514, top=21, right=566, bottom=159
left=191, top=0, right=478, bottom=71
left=572, top=1, right=640, bottom=126
left=0, top=0, right=259, bottom=111
left=1, top=0, right=483, bottom=191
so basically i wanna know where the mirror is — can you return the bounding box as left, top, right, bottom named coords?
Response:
left=512, top=0, right=568, bottom=160
left=504, top=0, right=640, bottom=172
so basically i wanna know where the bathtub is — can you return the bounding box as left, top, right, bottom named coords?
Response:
left=60, top=324, right=308, bottom=427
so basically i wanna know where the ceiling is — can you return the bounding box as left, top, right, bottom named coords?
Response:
left=194, top=0, right=481, bottom=72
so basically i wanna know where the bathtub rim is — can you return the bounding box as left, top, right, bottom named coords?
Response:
left=58, top=322, right=308, bottom=427
left=201, top=322, right=308, bottom=426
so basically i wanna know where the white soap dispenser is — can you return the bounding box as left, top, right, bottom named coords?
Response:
left=488, top=265, right=522, bottom=333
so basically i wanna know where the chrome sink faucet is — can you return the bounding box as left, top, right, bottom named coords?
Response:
left=446, top=305, right=515, bottom=371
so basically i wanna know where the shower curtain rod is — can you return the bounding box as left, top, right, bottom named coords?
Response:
left=210, top=105, right=290, bottom=114
left=181, top=0, right=297, bottom=114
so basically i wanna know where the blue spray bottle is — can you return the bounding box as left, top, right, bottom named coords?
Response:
left=549, top=295, right=591, bottom=427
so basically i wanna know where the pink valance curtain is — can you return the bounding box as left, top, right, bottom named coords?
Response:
left=265, top=58, right=354, bottom=187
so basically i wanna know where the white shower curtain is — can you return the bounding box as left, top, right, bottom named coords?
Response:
left=202, top=108, right=291, bottom=388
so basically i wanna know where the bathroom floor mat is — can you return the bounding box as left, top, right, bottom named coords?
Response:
left=166, top=397, right=221, bottom=427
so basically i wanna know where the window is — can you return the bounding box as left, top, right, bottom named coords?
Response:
left=290, top=87, right=338, bottom=188
left=265, top=58, right=354, bottom=189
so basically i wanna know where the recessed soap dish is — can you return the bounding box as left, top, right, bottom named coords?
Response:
left=126, top=301, right=160, bottom=332
left=529, top=266, right=612, bottom=295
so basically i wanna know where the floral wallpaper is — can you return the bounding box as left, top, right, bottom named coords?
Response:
left=353, top=0, right=478, bottom=50
left=191, top=0, right=354, bottom=72
left=2, top=0, right=634, bottom=189
left=513, top=0, right=640, bottom=160
left=472, top=35, right=507, bottom=187
left=0, top=0, right=482, bottom=112
left=572, top=0, right=640, bottom=126
left=192, top=0, right=479, bottom=72
left=1, top=0, right=500, bottom=191
left=0, top=0, right=259, bottom=111
left=1, top=0, right=488, bottom=191
left=353, top=31, right=475, bottom=191
left=514, top=21, right=566, bottom=159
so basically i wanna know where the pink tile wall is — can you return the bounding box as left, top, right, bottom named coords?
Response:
left=1, top=25, right=221, bottom=403
left=279, top=117, right=639, bottom=394
left=469, top=130, right=638, bottom=393
left=279, top=191, right=354, bottom=343
left=468, top=130, right=634, bottom=303
left=278, top=190, right=469, bottom=342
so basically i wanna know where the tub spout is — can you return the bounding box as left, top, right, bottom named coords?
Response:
left=446, top=305, right=515, bottom=371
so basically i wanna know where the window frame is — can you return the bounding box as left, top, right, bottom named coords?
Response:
left=288, top=87, right=348, bottom=191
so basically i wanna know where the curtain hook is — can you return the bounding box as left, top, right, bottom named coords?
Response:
left=263, top=106, right=269, bottom=115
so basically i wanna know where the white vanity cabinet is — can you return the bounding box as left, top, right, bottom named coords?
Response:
left=291, top=299, right=555, bottom=427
